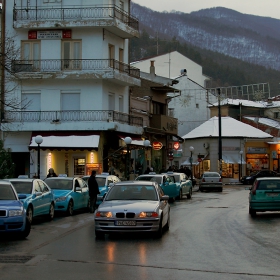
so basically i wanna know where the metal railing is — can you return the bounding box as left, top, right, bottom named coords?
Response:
left=4, top=110, right=143, bottom=127
left=13, top=5, right=139, bottom=31
left=11, top=59, right=140, bottom=79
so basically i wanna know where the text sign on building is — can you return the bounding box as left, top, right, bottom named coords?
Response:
left=247, top=147, right=267, bottom=154
left=152, top=141, right=163, bottom=150
left=28, top=30, right=72, bottom=40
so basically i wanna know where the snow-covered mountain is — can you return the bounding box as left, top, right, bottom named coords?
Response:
left=131, top=3, right=280, bottom=71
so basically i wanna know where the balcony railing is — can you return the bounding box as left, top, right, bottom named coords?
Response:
left=13, top=5, right=139, bottom=31
left=11, top=59, right=140, bottom=79
left=4, top=110, right=143, bottom=127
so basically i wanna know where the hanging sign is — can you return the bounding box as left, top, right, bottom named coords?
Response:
left=173, top=142, right=180, bottom=150
left=152, top=141, right=163, bottom=150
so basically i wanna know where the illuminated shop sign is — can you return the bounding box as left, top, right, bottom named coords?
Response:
left=28, top=30, right=72, bottom=40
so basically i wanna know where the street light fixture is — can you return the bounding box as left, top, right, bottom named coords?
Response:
left=240, top=150, right=243, bottom=179
left=189, top=146, right=194, bottom=184
left=124, top=136, right=132, bottom=180
left=35, top=135, right=43, bottom=179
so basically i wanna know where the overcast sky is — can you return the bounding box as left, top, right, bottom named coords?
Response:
left=132, top=0, right=280, bottom=20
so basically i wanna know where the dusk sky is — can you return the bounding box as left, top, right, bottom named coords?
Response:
left=132, top=0, right=280, bottom=20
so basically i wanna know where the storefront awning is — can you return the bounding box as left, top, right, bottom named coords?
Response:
left=29, top=135, right=100, bottom=150
left=223, top=153, right=246, bottom=164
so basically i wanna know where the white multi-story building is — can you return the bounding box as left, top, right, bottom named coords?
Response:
left=2, top=0, right=142, bottom=178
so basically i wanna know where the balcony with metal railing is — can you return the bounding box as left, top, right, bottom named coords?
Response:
left=13, top=5, right=139, bottom=38
left=2, top=110, right=144, bottom=133
left=12, top=59, right=141, bottom=85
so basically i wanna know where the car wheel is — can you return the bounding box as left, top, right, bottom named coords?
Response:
left=249, top=207, right=256, bottom=216
left=219, top=187, right=223, bottom=192
left=95, top=230, right=105, bottom=239
left=48, top=203, right=55, bottom=220
left=19, top=218, right=31, bottom=239
left=187, top=188, right=192, bottom=199
left=26, top=205, right=33, bottom=224
left=66, top=200, right=74, bottom=216
left=154, top=216, right=163, bottom=238
left=177, top=189, right=183, bottom=200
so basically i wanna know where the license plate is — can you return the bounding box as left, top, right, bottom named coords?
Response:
left=266, top=193, right=279, bottom=197
left=115, top=220, right=136, bottom=226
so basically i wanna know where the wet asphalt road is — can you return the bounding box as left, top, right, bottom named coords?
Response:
left=1, top=184, right=280, bottom=280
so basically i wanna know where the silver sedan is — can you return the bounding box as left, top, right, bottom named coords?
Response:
left=94, top=181, right=170, bottom=239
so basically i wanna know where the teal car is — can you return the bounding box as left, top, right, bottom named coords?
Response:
left=135, top=173, right=179, bottom=201
left=7, top=178, right=55, bottom=224
left=44, top=177, right=89, bottom=216
left=164, top=172, right=193, bottom=199
left=82, top=173, right=121, bottom=205
left=249, top=177, right=280, bottom=216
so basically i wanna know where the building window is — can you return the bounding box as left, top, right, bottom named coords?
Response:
left=196, top=103, right=199, bottom=108
left=274, top=112, right=279, bottom=118
left=74, top=158, right=85, bottom=176
left=22, top=41, right=40, bottom=70
left=22, top=91, right=41, bottom=111
left=109, top=93, right=115, bottom=110
left=109, top=44, right=115, bottom=67
left=62, top=40, right=81, bottom=70
left=61, top=92, right=80, bottom=110
left=153, top=101, right=165, bottom=115
left=119, top=95, right=123, bottom=112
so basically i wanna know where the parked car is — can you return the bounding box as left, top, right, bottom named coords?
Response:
left=7, top=178, right=55, bottom=224
left=248, top=177, right=280, bottom=216
left=135, top=173, right=179, bottom=201
left=82, top=172, right=121, bottom=205
left=199, top=172, right=223, bottom=192
left=163, top=171, right=193, bottom=199
left=44, top=176, right=89, bottom=216
left=0, top=180, right=31, bottom=238
left=95, top=181, right=170, bottom=238
left=241, top=170, right=280, bottom=185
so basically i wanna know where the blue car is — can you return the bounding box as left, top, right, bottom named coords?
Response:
left=135, top=173, right=179, bottom=201
left=0, top=180, right=31, bottom=238
left=82, top=173, right=121, bottom=205
left=7, top=178, right=55, bottom=224
left=44, top=177, right=89, bottom=215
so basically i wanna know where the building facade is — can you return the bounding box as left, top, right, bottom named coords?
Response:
left=2, top=0, right=143, bottom=178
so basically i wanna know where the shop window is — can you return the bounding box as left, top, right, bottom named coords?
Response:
left=74, top=158, right=85, bottom=176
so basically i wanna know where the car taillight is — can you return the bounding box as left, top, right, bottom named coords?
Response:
left=252, top=190, right=256, bottom=195
left=219, top=178, right=222, bottom=182
left=202, top=178, right=205, bottom=182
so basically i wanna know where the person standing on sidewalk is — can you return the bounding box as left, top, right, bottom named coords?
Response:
left=88, top=170, right=100, bottom=213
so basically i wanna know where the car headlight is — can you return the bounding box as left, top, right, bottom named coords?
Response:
left=56, top=196, right=67, bottom=202
left=95, top=211, right=113, bottom=218
left=246, top=177, right=252, bottom=179
left=139, top=212, right=159, bottom=218
left=9, top=208, right=24, bottom=217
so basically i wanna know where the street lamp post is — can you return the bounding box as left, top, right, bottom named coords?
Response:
left=35, top=135, right=43, bottom=179
left=240, top=150, right=243, bottom=179
left=189, top=146, right=194, bottom=184
left=143, top=139, right=151, bottom=172
left=124, top=137, right=132, bottom=180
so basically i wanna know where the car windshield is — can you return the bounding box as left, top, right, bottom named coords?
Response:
left=0, top=185, right=17, bottom=200
left=10, top=181, right=32, bottom=194
left=136, top=176, right=162, bottom=184
left=44, top=179, right=73, bottom=190
left=105, top=185, right=157, bottom=201
left=257, top=180, right=280, bottom=190
left=203, top=173, right=220, bottom=177
left=173, top=175, right=180, bottom=182
left=96, top=177, right=106, bottom=186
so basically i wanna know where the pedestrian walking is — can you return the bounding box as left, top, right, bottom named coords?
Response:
left=88, top=170, right=100, bottom=213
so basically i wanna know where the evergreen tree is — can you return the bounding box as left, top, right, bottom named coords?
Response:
left=0, top=140, right=15, bottom=179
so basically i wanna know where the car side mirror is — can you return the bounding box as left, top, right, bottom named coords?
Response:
left=18, top=194, right=27, bottom=199
left=161, top=195, right=169, bottom=201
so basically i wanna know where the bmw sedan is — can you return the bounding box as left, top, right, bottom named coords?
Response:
left=241, top=170, right=279, bottom=185
left=7, top=178, right=55, bottom=224
left=82, top=173, right=121, bottom=205
left=0, top=180, right=31, bottom=238
left=94, top=181, right=170, bottom=239
left=44, top=176, right=89, bottom=216
left=248, top=177, right=280, bottom=216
